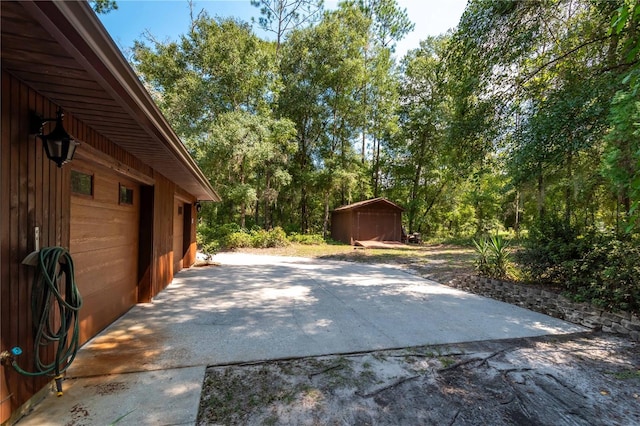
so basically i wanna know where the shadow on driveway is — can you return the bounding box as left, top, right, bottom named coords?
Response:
left=18, top=253, right=585, bottom=426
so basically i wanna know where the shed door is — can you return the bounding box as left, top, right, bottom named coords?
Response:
left=173, top=198, right=184, bottom=274
left=356, top=211, right=399, bottom=241
left=70, top=161, right=140, bottom=345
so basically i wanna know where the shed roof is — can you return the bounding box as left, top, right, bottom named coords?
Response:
left=332, top=197, right=404, bottom=212
left=0, top=0, right=220, bottom=201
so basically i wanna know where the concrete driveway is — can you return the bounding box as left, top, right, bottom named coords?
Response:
left=19, top=253, right=584, bottom=425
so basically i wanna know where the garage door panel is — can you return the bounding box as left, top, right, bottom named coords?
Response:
left=78, top=280, right=136, bottom=316
left=72, top=248, right=137, bottom=297
left=78, top=287, right=137, bottom=344
left=71, top=236, right=137, bottom=255
left=70, top=160, right=139, bottom=346
left=71, top=222, right=138, bottom=254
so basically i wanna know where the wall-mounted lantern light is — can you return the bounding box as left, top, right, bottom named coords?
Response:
left=195, top=202, right=202, bottom=213
left=30, top=108, right=79, bottom=168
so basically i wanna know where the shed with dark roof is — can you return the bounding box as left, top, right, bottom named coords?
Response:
left=331, top=198, right=404, bottom=245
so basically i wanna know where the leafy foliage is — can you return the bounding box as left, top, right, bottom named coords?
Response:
left=91, top=0, right=117, bottom=14
left=288, top=233, right=326, bottom=245
left=123, top=0, right=640, bottom=311
left=473, top=235, right=511, bottom=279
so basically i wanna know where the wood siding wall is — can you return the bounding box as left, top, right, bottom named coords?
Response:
left=1, top=71, right=199, bottom=424
left=1, top=68, right=66, bottom=425
left=331, top=211, right=353, bottom=244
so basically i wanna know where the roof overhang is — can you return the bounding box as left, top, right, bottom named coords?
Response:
left=332, top=197, right=405, bottom=212
left=0, top=0, right=220, bottom=201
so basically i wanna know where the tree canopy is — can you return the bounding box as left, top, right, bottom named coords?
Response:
left=129, top=0, right=639, bottom=241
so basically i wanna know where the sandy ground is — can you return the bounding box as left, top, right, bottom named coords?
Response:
left=197, top=332, right=639, bottom=425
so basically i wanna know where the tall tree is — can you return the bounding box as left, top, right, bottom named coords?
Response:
left=391, top=37, right=450, bottom=233
left=251, top=0, right=324, bottom=54
left=195, top=111, right=295, bottom=228
left=447, top=0, right=635, bottom=231
left=132, top=13, right=275, bottom=138
left=278, top=4, right=369, bottom=232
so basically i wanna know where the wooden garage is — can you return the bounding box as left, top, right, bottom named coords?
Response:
left=331, top=198, right=404, bottom=245
left=0, top=1, right=220, bottom=423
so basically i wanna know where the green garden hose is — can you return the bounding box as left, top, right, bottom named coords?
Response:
left=9, top=247, right=82, bottom=396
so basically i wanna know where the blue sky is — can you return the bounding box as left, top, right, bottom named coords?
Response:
left=99, top=0, right=467, bottom=59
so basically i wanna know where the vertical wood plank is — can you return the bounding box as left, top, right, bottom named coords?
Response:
left=9, top=72, right=28, bottom=408
left=0, top=69, right=14, bottom=425
left=18, top=74, right=34, bottom=399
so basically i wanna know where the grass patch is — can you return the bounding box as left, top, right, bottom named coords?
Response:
left=236, top=242, right=477, bottom=284
left=608, top=369, right=640, bottom=380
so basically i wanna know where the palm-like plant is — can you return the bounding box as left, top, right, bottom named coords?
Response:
left=473, top=235, right=512, bottom=279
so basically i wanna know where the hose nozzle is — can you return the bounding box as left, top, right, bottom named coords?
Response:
left=54, top=375, right=64, bottom=397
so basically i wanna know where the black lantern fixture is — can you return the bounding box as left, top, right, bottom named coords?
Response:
left=195, top=202, right=202, bottom=213
left=32, top=108, right=79, bottom=168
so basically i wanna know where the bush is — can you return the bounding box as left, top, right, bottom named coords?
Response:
left=473, top=235, right=511, bottom=279
left=265, top=227, right=289, bottom=248
left=250, top=229, right=270, bottom=248
left=288, top=233, right=326, bottom=245
left=224, top=231, right=252, bottom=249
left=517, top=217, right=640, bottom=312
left=516, top=217, right=592, bottom=285
left=248, top=227, right=289, bottom=248
left=566, top=237, right=640, bottom=312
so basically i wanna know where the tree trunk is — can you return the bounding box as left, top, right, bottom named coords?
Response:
left=409, top=162, right=423, bottom=234
left=537, top=164, right=545, bottom=220
left=565, top=150, right=573, bottom=226
left=264, top=170, right=271, bottom=230
left=514, top=190, right=520, bottom=236
left=323, top=191, right=330, bottom=238
left=373, top=136, right=381, bottom=197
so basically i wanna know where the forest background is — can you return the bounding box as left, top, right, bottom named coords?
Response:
left=95, top=0, right=640, bottom=312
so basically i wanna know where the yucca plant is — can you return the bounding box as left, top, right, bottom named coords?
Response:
left=473, top=235, right=512, bottom=279
left=473, top=237, right=493, bottom=276
left=489, top=235, right=511, bottom=279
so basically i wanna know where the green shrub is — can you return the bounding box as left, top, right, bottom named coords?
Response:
left=489, top=235, right=511, bottom=279
left=224, top=231, right=252, bottom=249
left=266, top=227, right=289, bottom=248
left=516, top=217, right=592, bottom=285
left=250, top=229, right=270, bottom=248
left=288, top=233, right=326, bottom=245
left=248, top=227, right=289, bottom=248
left=473, top=237, right=492, bottom=276
left=566, top=237, right=640, bottom=312
left=473, top=235, right=511, bottom=279
left=517, top=216, right=640, bottom=312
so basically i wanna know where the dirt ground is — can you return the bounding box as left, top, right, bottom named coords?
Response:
left=198, top=245, right=639, bottom=425
left=197, top=333, right=639, bottom=425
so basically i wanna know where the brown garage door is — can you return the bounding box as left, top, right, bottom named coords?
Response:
left=70, top=160, right=139, bottom=345
left=356, top=211, right=400, bottom=241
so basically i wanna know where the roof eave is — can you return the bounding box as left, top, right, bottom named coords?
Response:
left=21, top=0, right=220, bottom=202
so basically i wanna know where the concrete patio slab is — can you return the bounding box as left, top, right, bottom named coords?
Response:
left=19, top=366, right=204, bottom=426
left=17, top=253, right=585, bottom=425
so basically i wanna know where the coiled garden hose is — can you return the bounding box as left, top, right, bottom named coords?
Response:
left=9, top=247, right=82, bottom=396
